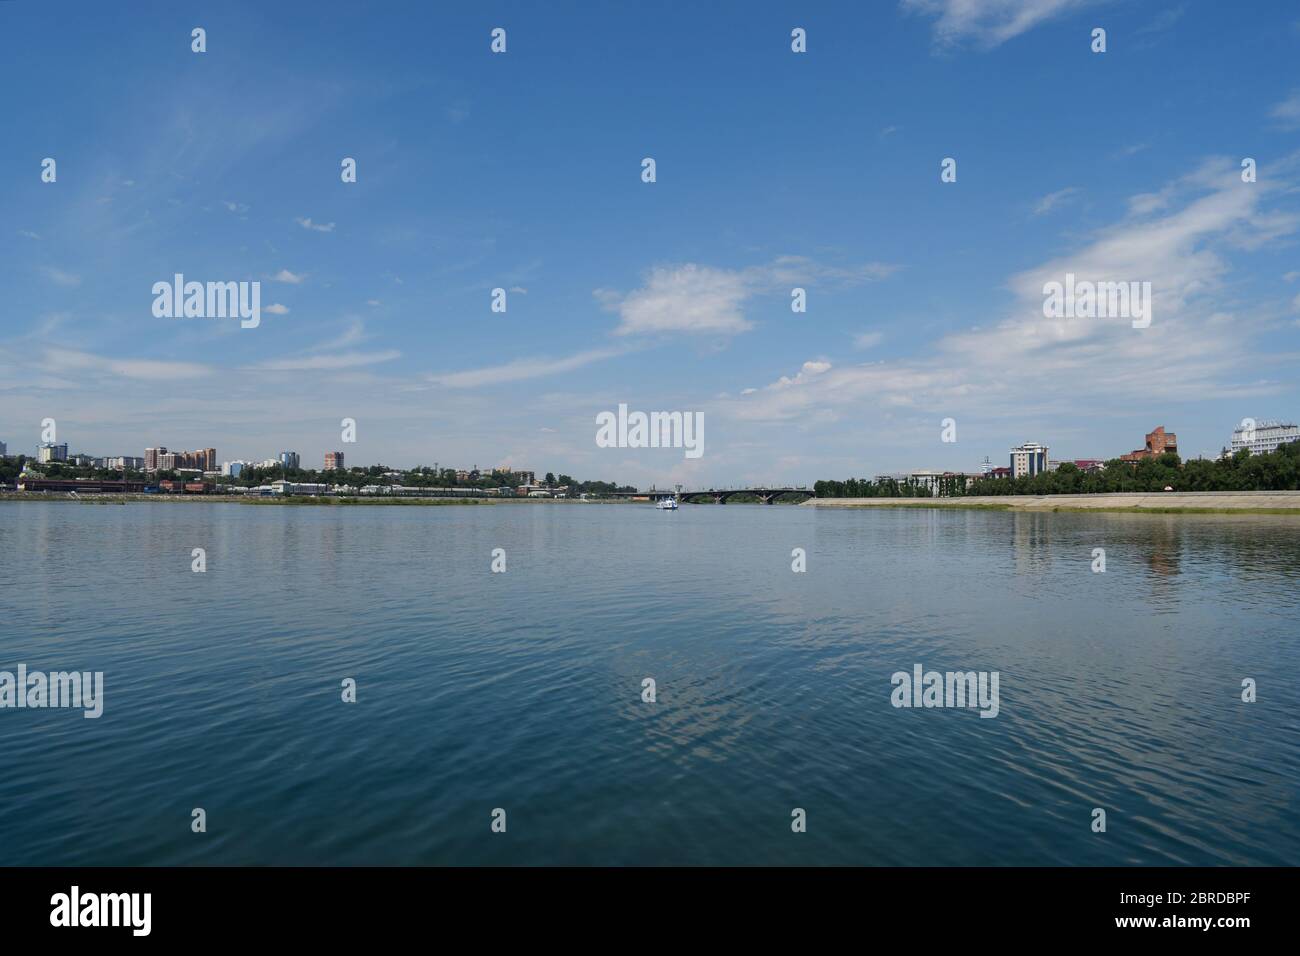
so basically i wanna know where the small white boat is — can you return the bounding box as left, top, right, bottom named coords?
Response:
left=657, top=496, right=678, bottom=510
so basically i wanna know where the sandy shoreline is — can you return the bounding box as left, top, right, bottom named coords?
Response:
left=804, top=491, right=1300, bottom=513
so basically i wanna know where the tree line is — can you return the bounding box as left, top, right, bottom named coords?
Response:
left=815, top=442, right=1300, bottom=498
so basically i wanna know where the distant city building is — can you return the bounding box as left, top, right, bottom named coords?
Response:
left=69, top=454, right=95, bottom=467
left=270, top=480, right=331, bottom=495
left=324, top=451, right=345, bottom=471
left=1010, top=442, right=1049, bottom=479
left=280, top=451, right=300, bottom=470
left=37, top=443, right=68, bottom=463
left=144, top=446, right=216, bottom=471
left=515, top=470, right=535, bottom=485
left=0, top=440, right=7, bottom=457
left=1229, top=420, right=1299, bottom=457
left=1071, top=459, right=1106, bottom=473
left=1121, top=426, right=1176, bottom=462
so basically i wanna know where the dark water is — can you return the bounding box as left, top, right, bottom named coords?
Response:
left=1, top=500, right=1297, bottom=865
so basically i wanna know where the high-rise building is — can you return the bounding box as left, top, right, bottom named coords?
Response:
left=1010, top=442, right=1049, bottom=479
left=0, top=440, right=7, bottom=457
left=280, top=451, right=300, bottom=470
left=1121, top=426, right=1177, bottom=462
left=1228, top=420, right=1299, bottom=456
left=145, top=447, right=166, bottom=471
left=37, top=443, right=68, bottom=464
left=325, top=451, right=345, bottom=471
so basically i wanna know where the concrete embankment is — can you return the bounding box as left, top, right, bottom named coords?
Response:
left=804, top=491, right=1300, bottom=513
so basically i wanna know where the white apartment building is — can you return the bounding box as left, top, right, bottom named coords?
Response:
left=1228, top=420, right=1300, bottom=456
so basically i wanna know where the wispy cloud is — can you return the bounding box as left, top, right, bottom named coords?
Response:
left=1270, top=89, right=1300, bottom=129
left=295, top=217, right=336, bottom=233
left=853, top=331, right=884, bottom=350
left=429, top=346, right=630, bottom=388
left=309, top=320, right=367, bottom=352
left=40, top=348, right=212, bottom=381
left=269, top=269, right=307, bottom=284
left=1135, top=4, right=1186, bottom=37
left=902, top=0, right=1095, bottom=49
left=251, top=350, right=401, bottom=372
left=1033, top=186, right=1079, bottom=216
left=41, top=267, right=81, bottom=287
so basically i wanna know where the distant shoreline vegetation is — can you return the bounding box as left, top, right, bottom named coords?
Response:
left=815, top=443, right=1300, bottom=498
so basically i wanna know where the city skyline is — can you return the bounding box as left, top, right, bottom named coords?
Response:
left=4, top=414, right=1291, bottom=485
left=3, top=2, right=1300, bottom=486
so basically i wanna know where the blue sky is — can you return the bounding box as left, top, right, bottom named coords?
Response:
left=2, top=0, right=1299, bottom=486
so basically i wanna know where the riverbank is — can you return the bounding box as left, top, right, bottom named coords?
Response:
left=0, top=493, right=634, bottom=506
left=804, top=491, right=1300, bottom=514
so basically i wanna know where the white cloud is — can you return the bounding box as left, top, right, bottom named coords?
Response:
left=902, top=0, right=1093, bottom=48
left=41, top=267, right=81, bottom=287
left=429, top=347, right=629, bottom=388
left=40, top=348, right=211, bottom=381
left=264, top=303, right=290, bottom=315
left=18, top=230, right=40, bottom=240
left=853, top=331, right=884, bottom=350
left=310, top=320, right=367, bottom=352
left=221, top=200, right=249, bottom=215
left=269, top=269, right=306, bottom=284
left=1271, top=89, right=1300, bottom=129
left=599, top=257, right=897, bottom=338
left=601, top=264, right=752, bottom=337
left=296, top=217, right=336, bottom=233
left=726, top=156, right=1300, bottom=424
left=251, top=350, right=400, bottom=371
left=1033, top=186, right=1079, bottom=216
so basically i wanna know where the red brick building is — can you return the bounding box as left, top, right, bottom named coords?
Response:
left=1121, top=426, right=1177, bottom=462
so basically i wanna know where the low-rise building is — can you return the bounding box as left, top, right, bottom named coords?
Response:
left=18, top=478, right=146, bottom=493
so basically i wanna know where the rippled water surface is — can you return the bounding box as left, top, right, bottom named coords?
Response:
left=1, top=500, right=1297, bottom=865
